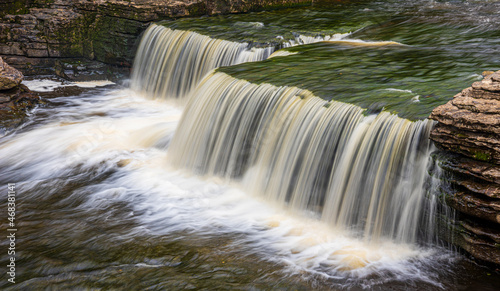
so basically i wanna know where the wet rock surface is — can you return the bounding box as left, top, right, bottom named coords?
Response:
left=439, top=215, right=500, bottom=265
left=54, top=59, right=128, bottom=81
left=0, top=58, right=39, bottom=131
left=430, top=71, right=500, bottom=265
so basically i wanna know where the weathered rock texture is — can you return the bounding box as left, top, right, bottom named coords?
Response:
left=0, top=0, right=312, bottom=75
left=430, top=71, right=500, bottom=164
left=0, top=56, right=23, bottom=89
left=430, top=71, right=500, bottom=265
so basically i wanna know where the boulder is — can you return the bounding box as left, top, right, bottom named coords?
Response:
left=0, top=56, right=23, bottom=90
left=0, top=57, right=40, bottom=131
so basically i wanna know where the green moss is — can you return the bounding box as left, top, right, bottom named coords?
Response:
left=4, top=1, right=30, bottom=16
left=472, top=151, right=491, bottom=162
left=187, top=2, right=207, bottom=16
left=250, top=0, right=313, bottom=12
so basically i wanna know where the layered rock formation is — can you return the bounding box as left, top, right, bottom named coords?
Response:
left=0, top=0, right=312, bottom=75
left=430, top=71, right=500, bottom=265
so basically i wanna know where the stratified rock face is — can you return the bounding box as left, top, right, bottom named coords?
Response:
left=430, top=72, right=500, bottom=265
left=430, top=152, right=500, bottom=265
left=0, top=56, right=23, bottom=90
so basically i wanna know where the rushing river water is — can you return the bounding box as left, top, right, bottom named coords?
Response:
left=1, top=0, right=500, bottom=289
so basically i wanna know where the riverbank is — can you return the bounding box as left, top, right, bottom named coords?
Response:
left=0, top=0, right=313, bottom=77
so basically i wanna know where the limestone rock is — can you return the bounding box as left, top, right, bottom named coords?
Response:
left=430, top=71, right=500, bottom=265
left=0, top=83, right=40, bottom=130
left=0, top=83, right=36, bottom=107
left=431, top=151, right=500, bottom=265
left=452, top=176, right=500, bottom=199
left=431, top=124, right=500, bottom=164
left=0, top=57, right=23, bottom=90
left=430, top=70, right=500, bottom=164
left=435, top=152, right=500, bottom=184
left=430, top=102, right=500, bottom=135
left=452, top=95, right=500, bottom=114
left=435, top=206, right=500, bottom=265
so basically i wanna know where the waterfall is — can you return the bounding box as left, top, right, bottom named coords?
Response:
left=321, top=113, right=434, bottom=243
left=131, top=24, right=342, bottom=99
left=168, top=72, right=435, bottom=244
left=130, top=24, right=271, bottom=99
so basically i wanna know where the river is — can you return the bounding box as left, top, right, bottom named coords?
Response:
left=1, top=0, right=500, bottom=289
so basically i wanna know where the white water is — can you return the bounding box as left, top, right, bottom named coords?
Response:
left=0, top=82, right=451, bottom=287
left=168, top=72, right=435, bottom=244
left=130, top=24, right=344, bottom=100
left=22, top=79, right=115, bottom=92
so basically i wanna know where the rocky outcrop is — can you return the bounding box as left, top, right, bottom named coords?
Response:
left=0, top=0, right=312, bottom=76
left=0, top=58, right=39, bottom=131
left=0, top=56, right=23, bottom=89
left=430, top=71, right=500, bottom=265
left=430, top=71, right=500, bottom=164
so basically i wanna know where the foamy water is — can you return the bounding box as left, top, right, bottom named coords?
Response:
left=22, top=79, right=115, bottom=92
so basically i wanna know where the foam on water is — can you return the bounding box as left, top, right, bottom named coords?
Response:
left=324, top=39, right=405, bottom=46
left=22, top=79, right=115, bottom=92
left=383, top=88, right=420, bottom=103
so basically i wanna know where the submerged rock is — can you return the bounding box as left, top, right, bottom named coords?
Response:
left=0, top=56, right=23, bottom=90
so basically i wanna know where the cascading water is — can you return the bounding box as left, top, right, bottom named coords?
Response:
left=167, top=72, right=435, bottom=244
left=131, top=24, right=341, bottom=99
left=130, top=24, right=271, bottom=99
left=321, top=113, right=434, bottom=243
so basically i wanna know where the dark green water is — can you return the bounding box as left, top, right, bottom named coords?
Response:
left=212, top=0, right=500, bottom=119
